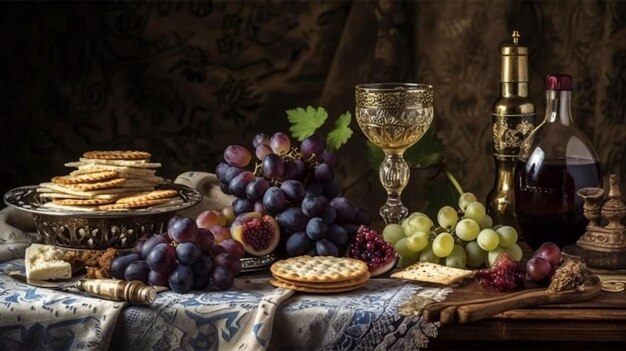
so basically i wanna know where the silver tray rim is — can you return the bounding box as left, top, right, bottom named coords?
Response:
left=240, top=253, right=279, bottom=272
left=3, top=184, right=203, bottom=219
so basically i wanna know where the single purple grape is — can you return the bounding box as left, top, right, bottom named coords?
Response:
left=300, top=134, right=326, bottom=158
left=252, top=133, right=270, bottom=148
left=168, top=217, right=198, bottom=243
left=270, top=132, right=291, bottom=155
left=255, top=145, right=273, bottom=161
left=224, top=145, right=252, bottom=167
left=262, top=154, right=284, bottom=178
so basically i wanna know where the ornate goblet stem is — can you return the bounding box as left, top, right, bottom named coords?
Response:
left=379, top=152, right=410, bottom=223
left=355, top=83, right=433, bottom=224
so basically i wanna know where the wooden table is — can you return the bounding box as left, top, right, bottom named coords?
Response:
left=429, top=280, right=626, bottom=350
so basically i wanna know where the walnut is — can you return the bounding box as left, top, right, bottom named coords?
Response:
left=62, top=251, right=86, bottom=275
left=86, top=266, right=111, bottom=279
left=548, top=257, right=596, bottom=293
left=80, top=250, right=102, bottom=267
left=61, top=248, right=120, bottom=279
left=97, top=248, right=119, bottom=271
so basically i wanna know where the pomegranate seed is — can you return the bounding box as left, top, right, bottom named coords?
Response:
left=475, top=253, right=525, bottom=292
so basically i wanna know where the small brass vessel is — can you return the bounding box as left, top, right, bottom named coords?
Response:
left=577, top=174, right=626, bottom=253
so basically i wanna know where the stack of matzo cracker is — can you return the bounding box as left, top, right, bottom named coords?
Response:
left=269, top=256, right=370, bottom=293
left=37, top=150, right=182, bottom=211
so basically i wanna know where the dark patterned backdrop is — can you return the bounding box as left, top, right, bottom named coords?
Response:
left=1, top=0, right=625, bottom=213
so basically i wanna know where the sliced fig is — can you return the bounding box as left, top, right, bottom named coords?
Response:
left=231, top=212, right=280, bottom=256
left=347, top=226, right=398, bottom=277
left=231, top=212, right=263, bottom=227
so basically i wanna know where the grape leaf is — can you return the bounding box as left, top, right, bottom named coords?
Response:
left=326, top=111, right=354, bottom=151
left=287, top=106, right=328, bottom=141
left=366, top=129, right=443, bottom=170
left=404, top=129, right=443, bottom=168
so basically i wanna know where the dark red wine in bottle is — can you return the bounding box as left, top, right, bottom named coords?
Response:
left=515, top=159, right=601, bottom=249
left=514, top=75, right=602, bottom=249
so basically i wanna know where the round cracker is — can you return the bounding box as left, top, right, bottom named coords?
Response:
left=270, top=256, right=368, bottom=283
left=52, top=171, right=119, bottom=185
left=272, top=273, right=369, bottom=289
left=83, top=150, right=151, bottom=160
left=269, top=277, right=367, bottom=293
left=116, top=189, right=179, bottom=204
left=98, top=197, right=173, bottom=211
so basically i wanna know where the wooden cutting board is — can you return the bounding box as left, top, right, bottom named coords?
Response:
left=425, top=277, right=620, bottom=323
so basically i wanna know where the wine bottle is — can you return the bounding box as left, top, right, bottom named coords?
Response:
left=486, top=31, right=536, bottom=228
left=515, top=74, right=602, bottom=249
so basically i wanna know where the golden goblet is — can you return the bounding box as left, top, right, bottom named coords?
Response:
left=355, top=83, right=433, bottom=224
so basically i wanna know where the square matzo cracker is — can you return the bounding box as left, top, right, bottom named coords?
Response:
left=390, top=262, right=473, bottom=285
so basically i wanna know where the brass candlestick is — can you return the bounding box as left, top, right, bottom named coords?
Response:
left=577, top=174, right=626, bottom=253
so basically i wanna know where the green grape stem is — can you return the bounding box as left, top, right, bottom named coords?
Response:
left=433, top=227, right=447, bottom=234
left=284, top=147, right=303, bottom=161
left=252, top=162, right=282, bottom=186
left=444, top=169, right=464, bottom=196
left=253, top=162, right=264, bottom=177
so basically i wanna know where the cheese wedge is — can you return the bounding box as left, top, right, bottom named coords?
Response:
left=25, top=244, right=72, bottom=281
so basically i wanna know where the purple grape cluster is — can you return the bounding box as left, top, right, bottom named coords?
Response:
left=217, top=132, right=372, bottom=258
left=110, top=216, right=244, bottom=293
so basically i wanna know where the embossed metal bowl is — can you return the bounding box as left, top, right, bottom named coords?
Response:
left=241, top=253, right=279, bottom=273
left=4, top=184, right=203, bottom=250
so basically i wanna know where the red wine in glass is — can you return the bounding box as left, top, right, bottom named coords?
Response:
left=515, top=158, right=601, bottom=249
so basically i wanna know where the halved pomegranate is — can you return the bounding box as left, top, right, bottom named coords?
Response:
left=347, top=226, right=398, bottom=277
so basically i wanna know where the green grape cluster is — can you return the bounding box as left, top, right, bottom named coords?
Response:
left=382, top=192, right=523, bottom=269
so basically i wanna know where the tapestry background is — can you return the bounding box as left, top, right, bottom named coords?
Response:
left=1, top=0, right=624, bottom=214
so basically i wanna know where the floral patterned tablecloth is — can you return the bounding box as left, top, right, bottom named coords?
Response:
left=0, top=260, right=450, bottom=351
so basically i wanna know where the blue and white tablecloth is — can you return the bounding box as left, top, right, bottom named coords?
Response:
left=0, top=198, right=452, bottom=350
left=0, top=260, right=451, bottom=351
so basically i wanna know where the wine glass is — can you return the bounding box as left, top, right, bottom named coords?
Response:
left=355, top=83, right=434, bottom=224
